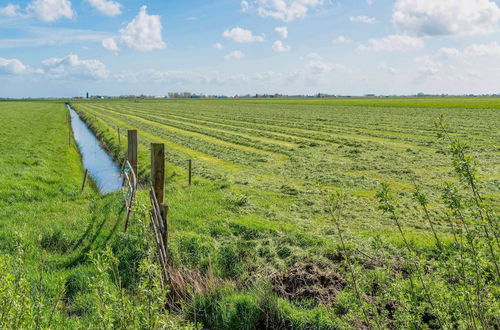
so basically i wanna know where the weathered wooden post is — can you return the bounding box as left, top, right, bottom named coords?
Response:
left=151, top=143, right=165, bottom=203
left=117, top=127, right=121, bottom=146
left=188, top=159, right=192, bottom=186
left=151, top=143, right=167, bottom=242
left=127, top=130, right=138, bottom=176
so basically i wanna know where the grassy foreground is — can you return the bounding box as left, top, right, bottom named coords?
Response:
left=0, top=99, right=498, bottom=329
left=70, top=98, right=498, bottom=328
left=0, top=102, right=194, bottom=328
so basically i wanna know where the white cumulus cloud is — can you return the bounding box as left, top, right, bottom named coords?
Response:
left=272, top=40, right=291, bottom=52
left=102, top=38, right=119, bottom=52
left=27, top=0, right=74, bottom=22
left=350, top=15, right=376, bottom=24
left=224, top=50, right=245, bottom=60
left=87, top=0, right=122, bottom=17
left=393, top=0, right=500, bottom=36
left=223, top=27, right=265, bottom=43
left=254, top=0, right=323, bottom=22
left=0, top=57, right=33, bottom=75
left=42, top=54, right=108, bottom=79
left=120, top=6, right=166, bottom=52
left=275, top=26, right=288, bottom=38
left=0, top=4, right=21, bottom=17
left=359, top=35, right=424, bottom=52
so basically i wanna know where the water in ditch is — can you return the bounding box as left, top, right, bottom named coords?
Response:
left=67, top=104, right=123, bottom=194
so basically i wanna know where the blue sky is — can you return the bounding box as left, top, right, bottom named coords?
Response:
left=1, top=0, right=500, bottom=97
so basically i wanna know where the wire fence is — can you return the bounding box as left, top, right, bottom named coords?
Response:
left=121, top=159, right=137, bottom=232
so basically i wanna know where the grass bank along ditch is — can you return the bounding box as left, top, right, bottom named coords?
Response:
left=67, top=103, right=122, bottom=194
left=0, top=101, right=194, bottom=328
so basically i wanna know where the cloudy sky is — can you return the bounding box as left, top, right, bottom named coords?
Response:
left=1, top=0, right=500, bottom=97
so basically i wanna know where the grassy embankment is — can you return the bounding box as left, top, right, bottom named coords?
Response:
left=70, top=98, right=499, bottom=329
left=0, top=101, right=194, bottom=328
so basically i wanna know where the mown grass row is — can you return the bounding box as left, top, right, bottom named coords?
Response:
left=82, top=102, right=492, bottom=197
left=109, top=100, right=496, bottom=139
left=74, top=100, right=498, bottom=236
left=80, top=105, right=271, bottom=169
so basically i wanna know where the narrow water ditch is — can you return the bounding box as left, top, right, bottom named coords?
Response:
left=67, top=104, right=123, bottom=194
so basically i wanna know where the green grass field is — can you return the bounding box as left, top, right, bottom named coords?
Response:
left=0, top=102, right=193, bottom=328
left=1, top=98, right=498, bottom=329
left=72, top=98, right=499, bottom=239
left=69, top=97, right=499, bottom=328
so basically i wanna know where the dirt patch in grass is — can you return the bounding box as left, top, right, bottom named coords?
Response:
left=272, top=263, right=346, bottom=304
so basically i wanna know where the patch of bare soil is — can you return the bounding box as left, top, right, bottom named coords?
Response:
left=271, top=263, right=346, bottom=304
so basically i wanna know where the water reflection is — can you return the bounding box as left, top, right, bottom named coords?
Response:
left=67, top=104, right=123, bottom=194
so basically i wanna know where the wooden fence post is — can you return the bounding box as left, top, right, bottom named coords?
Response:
left=128, top=130, right=138, bottom=176
left=117, top=127, right=121, bottom=146
left=188, top=159, right=192, bottom=186
left=151, top=143, right=167, bottom=240
left=151, top=143, right=165, bottom=204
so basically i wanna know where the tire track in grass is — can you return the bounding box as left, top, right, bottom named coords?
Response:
left=79, top=106, right=244, bottom=174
